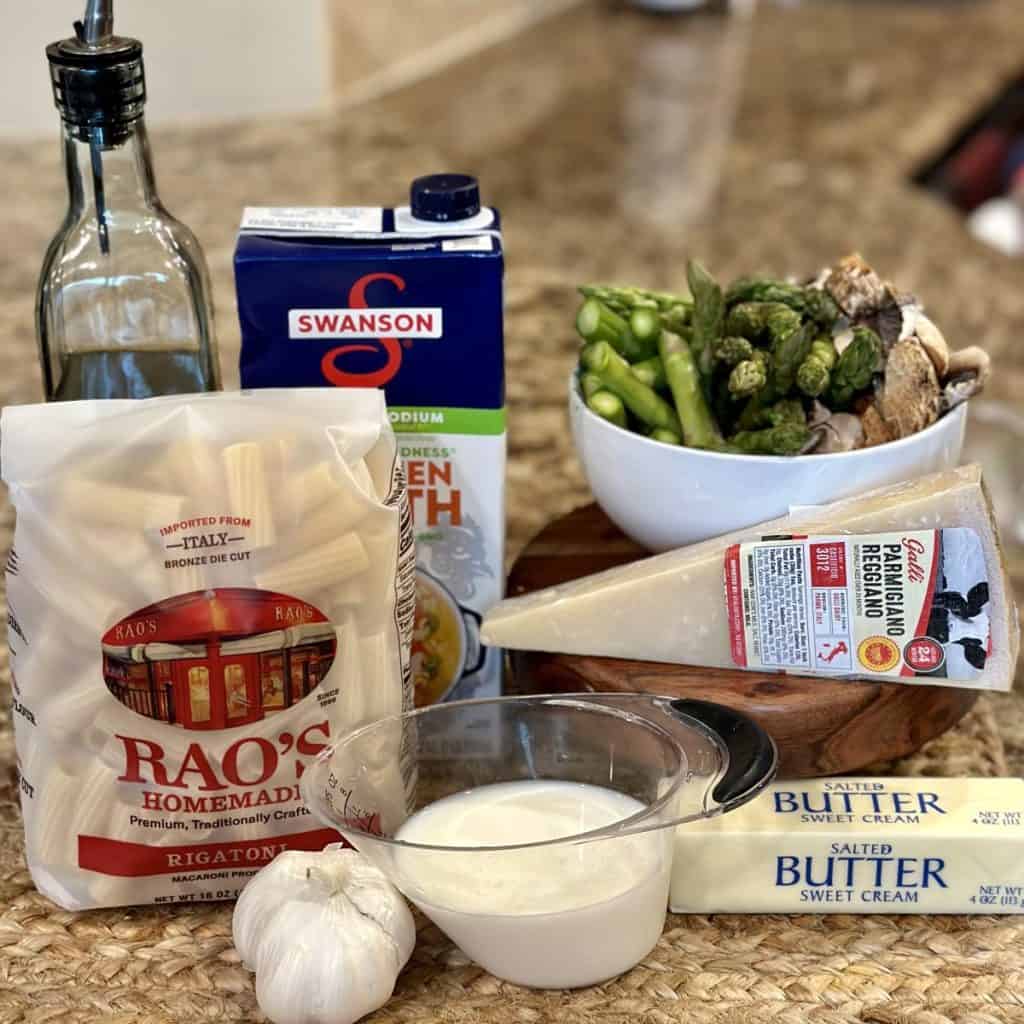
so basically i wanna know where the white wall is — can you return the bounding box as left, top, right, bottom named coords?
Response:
left=2, top=1, right=331, bottom=139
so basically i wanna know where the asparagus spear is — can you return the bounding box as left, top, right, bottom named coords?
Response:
left=714, top=336, right=754, bottom=367
left=629, top=307, right=662, bottom=347
left=578, top=285, right=634, bottom=316
left=576, top=299, right=628, bottom=348
left=630, top=356, right=667, bottom=391
left=582, top=341, right=683, bottom=434
left=729, top=422, right=811, bottom=455
left=686, top=260, right=725, bottom=381
left=734, top=394, right=804, bottom=432
left=796, top=337, right=837, bottom=398
left=587, top=390, right=628, bottom=428
left=728, top=357, right=768, bottom=399
left=724, top=301, right=796, bottom=341
left=580, top=283, right=693, bottom=316
left=765, top=307, right=805, bottom=348
left=661, top=305, right=691, bottom=334
left=725, top=277, right=806, bottom=309
left=724, top=278, right=840, bottom=328
left=658, top=330, right=721, bottom=448
left=762, top=398, right=806, bottom=428
left=649, top=427, right=683, bottom=446
left=768, top=321, right=814, bottom=397
left=802, top=288, right=840, bottom=327
left=576, top=299, right=655, bottom=361
left=828, top=326, right=882, bottom=409
left=810, top=337, right=838, bottom=370
left=579, top=371, right=604, bottom=400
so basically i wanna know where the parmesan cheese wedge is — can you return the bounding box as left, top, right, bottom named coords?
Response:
left=481, top=465, right=1019, bottom=691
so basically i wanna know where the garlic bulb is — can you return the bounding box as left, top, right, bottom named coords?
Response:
left=233, top=845, right=416, bottom=1024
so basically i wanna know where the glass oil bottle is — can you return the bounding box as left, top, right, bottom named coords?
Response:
left=37, top=0, right=220, bottom=400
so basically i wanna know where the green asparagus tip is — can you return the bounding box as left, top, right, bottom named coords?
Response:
left=630, top=355, right=667, bottom=391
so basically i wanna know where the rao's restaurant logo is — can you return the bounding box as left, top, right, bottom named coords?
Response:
left=288, top=272, right=442, bottom=387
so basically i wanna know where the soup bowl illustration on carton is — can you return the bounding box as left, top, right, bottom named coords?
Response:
left=413, top=570, right=484, bottom=706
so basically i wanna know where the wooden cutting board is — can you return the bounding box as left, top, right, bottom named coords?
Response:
left=505, top=504, right=979, bottom=779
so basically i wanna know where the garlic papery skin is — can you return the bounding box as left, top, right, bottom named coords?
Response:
left=232, top=845, right=416, bottom=1024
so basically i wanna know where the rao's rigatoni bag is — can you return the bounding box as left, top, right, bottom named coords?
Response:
left=1, top=389, right=413, bottom=909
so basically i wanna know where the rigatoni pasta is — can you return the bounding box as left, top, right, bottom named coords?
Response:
left=254, top=532, right=371, bottom=597
left=223, top=442, right=277, bottom=549
left=1, top=389, right=413, bottom=911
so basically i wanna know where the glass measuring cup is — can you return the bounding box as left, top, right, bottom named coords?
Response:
left=301, top=694, right=776, bottom=988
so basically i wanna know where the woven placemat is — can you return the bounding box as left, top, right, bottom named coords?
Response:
left=0, top=692, right=1015, bottom=1024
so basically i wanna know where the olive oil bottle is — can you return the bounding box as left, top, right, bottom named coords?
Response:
left=37, top=0, right=220, bottom=401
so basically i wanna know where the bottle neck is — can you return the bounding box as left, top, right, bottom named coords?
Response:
left=61, top=116, right=159, bottom=218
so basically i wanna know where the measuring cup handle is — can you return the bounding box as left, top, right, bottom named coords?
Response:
left=669, top=698, right=777, bottom=809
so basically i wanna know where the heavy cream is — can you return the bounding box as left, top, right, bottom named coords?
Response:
left=672, top=777, right=1024, bottom=914
left=394, top=780, right=671, bottom=988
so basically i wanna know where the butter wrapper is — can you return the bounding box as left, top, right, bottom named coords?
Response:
left=673, top=777, right=1024, bottom=914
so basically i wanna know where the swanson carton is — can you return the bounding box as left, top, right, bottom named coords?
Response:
left=234, top=176, right=504, bottom=719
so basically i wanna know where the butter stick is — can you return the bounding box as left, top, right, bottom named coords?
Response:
left=672, top=777, right=1024, bottom=914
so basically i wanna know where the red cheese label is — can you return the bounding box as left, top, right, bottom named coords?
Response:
left=724, top=529, right=990, bottom=681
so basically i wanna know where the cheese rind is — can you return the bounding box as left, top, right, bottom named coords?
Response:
left=481, top=466, right=1019, bottom=691
left=671, top=777, right=1024, bottom=914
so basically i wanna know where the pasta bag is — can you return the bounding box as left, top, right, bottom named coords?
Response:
left=1, top=389, right=414, bottom=910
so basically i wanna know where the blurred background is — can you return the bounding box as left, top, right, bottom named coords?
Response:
left=2, top=0, right=576, bottom=138
left=3, top=0, right=1023, bottom=618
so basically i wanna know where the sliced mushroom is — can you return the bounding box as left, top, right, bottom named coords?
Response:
left=877, top=337, right=941, bottom=439
left=832, top=324, right=854, bottom=355
left=946, top=345, right=991, bottom=383
left=912, top=314, right=950, bottom=378
left=809, top=267, right=831, bottom=290
left=898, top=300, right=923, bottom=342
left=801, top=427, right=827, bottom=454
left=859, top=402, right=894, bottom=448
left=811, top=412, right=865, bottom=453
left=824, top=253, right=890, bottom=318
left=807, top=400, right=833, bottom=428
left=941, top=346, right=991, bottom=413
left=861, top=296, right=904, bottom=352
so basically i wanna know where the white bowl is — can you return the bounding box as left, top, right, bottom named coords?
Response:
left=568, top=373, right=968, bottom=552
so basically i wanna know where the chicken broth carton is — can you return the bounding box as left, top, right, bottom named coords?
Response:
left=235, top=176, right=504, bottom=728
